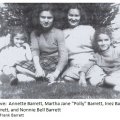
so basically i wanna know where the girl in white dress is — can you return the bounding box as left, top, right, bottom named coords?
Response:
left=0, top=26, right=35, bottom=85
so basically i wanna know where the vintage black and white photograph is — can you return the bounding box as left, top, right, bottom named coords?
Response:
left=0, top=3, right=120, bottom=99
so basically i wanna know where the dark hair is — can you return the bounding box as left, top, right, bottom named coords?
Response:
left=32, top=4, right=55, bottom=36
left=92, top=27, right=113, bottom=52
left=10, top=26, right=29, bottom=46
left=68, top=4, right=83, bottom=12
left=64, top=3, right=87, bottom=28
left=39, top=4, right=54, bottom=15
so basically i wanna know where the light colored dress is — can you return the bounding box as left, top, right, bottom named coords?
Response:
left=0, top=44, right=33, bottom=72
left=62, top=25, right=95, bottom=80
left=86, top=45, right=120, bottom=86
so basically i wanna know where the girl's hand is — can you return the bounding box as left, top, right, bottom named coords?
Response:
left=46, top=73, right=56, bottom=84
left=22, top=43, right=29, bottom=49
left=22, top=43, right=32, bottom=61
left=35, top=68, right=45, bottom=78
left=46, top=69, right=60, bottom=84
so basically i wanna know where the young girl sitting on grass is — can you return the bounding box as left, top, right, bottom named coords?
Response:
left=86, top=27, right=120, bottom=92
left=0, top=26, right=35, bottom=85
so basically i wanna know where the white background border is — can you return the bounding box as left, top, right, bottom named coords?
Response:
left=0, top=0, right=120, bottom=120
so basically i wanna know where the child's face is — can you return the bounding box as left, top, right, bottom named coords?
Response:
left=68, top=8, right=81, bottom=28
left=97, top=33, right=111, bottom=52
left=39, top=11, right=54, bottom=29
left=13, top=33, right=26, bottom=47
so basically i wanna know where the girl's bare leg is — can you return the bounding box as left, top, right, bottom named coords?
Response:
left=16, top=65, right=35, bottom=77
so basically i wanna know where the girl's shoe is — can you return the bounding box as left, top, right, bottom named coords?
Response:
left=9, top=74, right=18, bottom=85
left=113, top=86, right=120, bottom=92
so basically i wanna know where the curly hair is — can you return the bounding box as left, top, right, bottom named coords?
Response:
left=92, top=27, right=113, bottom=52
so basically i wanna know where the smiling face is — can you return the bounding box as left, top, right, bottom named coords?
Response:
left=39, top=11, right=54, bottom=29
left=97, top=34, right=111, bottom=52
left=68, top=8, right=81, bottom=28
left=13, top=33, right=26, bottom=47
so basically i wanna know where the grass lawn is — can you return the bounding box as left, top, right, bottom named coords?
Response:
left=0, top=74, right=120, bottom=99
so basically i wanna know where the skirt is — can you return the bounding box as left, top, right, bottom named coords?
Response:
left=17, top=55, right=58, bottom=74
left=17, top=61, right=35, bottom=73
left=40, top=55, right=58, bottom=74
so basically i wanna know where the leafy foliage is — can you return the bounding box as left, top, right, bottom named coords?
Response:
left=0, top=3, right=119, bottom=36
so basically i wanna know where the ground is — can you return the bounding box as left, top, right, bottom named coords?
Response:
left=0, top=74, right=120, bottom=99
